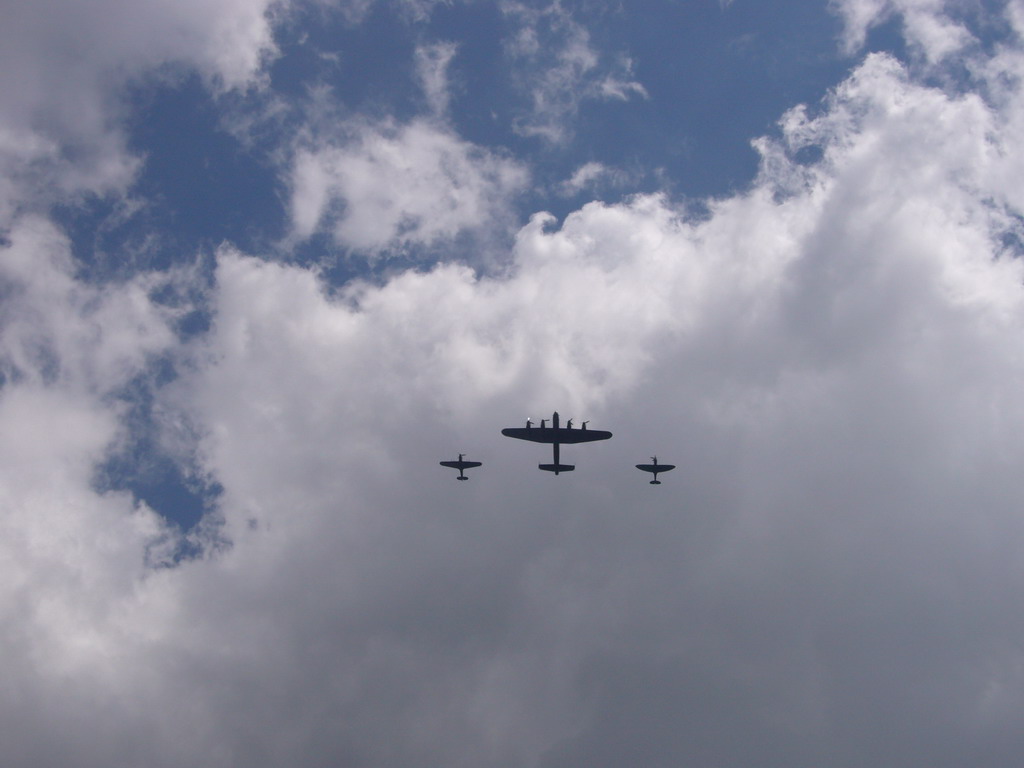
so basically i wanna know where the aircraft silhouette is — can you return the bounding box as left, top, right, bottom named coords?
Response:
left=636, top=457, right=675, bottom=484
left=439, top=454, right=482, bottom=481
left=501, top=412, right=612, bottom=474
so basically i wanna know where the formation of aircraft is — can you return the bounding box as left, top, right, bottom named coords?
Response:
left=441, top=412, right=675, bottom=484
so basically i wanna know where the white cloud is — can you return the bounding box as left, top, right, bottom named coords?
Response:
left=331, top=0, right=450, bottom=24
left=0, top=216, right=178, bottom=392
left=556, top=161, right=634, bottom=196
left=832, top=0, right=975, bottom=62
left=7, top=5, right=1024, bottom=767
left=107, top=45, right=1024, bottom=764
left=0, top=0, right=280, bottom=215
left=287, top=117, right=529, bottom=253
left=596, top=57, right=649, bottom=101
left=832, top=0, right=897, bottom=53
left=416, top=41, right=460, bottom=117
left=0, top=216, right=196, bottom=766
left=501, top=1, right=648, bottom=143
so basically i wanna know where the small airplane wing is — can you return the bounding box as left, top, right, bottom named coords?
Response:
left=636, top=463, right=676, bottom=473
left=440, top=460, right=482, bottom=470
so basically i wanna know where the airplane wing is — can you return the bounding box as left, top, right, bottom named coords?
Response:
left=636, top=463, right=675, bottom=473
left=501, top=427, right=612, bottom=444
left=440, top=460, right=482, bottom=469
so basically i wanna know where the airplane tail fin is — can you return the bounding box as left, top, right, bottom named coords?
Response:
left=539, top=463, right=575, bottom=474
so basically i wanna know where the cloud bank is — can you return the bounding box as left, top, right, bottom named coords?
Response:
left=3, top=1, right=1024, bottom=766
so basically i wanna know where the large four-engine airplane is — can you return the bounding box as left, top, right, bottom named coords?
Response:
left=439, top=454, right=482, bottom=481
left=636, top=456, right=675, bottom=485
left=501, top=411, right=612, bottom=474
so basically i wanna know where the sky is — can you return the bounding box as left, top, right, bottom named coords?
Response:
left=4, top=0, right=1024, bottom=765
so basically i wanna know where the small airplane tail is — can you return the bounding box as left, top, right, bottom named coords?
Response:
left=539, top=463, right=575, bottom=474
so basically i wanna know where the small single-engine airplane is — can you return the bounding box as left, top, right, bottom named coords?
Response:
left=501, top=412, right=612, bottom=474
left=439, top=454, right=482, bottom=481
left=636, top=457, right=675, bottom=485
